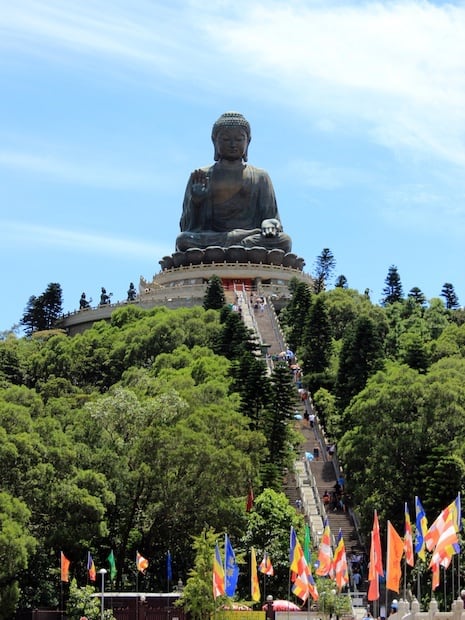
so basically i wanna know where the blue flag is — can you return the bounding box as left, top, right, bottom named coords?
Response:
left=224, top=534, right=239, bottom=597
left=167, top=550, right=172, bottom=582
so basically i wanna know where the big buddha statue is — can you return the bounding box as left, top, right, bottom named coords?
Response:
left=175, top=111, right=292, bottom=254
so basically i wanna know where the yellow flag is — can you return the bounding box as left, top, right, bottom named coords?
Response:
left=251, top=547, right=260, bottom=602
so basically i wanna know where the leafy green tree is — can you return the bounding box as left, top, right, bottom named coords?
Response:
left=441, top=282, right=460, bottom=309
left=313, top=248, right=336, bottom=294
left=241, top=489, right=303, bottom=600
left=66, top=579, right=115, bottom=620
left=381, top=265, right=403, bottom=306
left=0, top=492, right=37, bottom=620
left=203, top=275, right=226, bottom=310
left=180, top=528, right=224, bottom=620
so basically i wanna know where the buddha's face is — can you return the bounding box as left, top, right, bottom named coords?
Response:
left=214, top=127, right=249, bottom=161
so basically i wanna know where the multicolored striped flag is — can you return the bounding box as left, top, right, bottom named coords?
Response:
left=415, top=496, right=428, bottom=561
left=136, top=551, right=149, bottom=573
left=404, top=502, right=414, bottom=567
left=315, top=518, right=333, bottom=577
left=212, top=543, right=225, bottom=599
left=87, top=552, right=96, bottom=582
left=333, top=529, right=349, bottom=591
left=258, top=551, right=274, bottom=576
left=425, top=494, right=461, bottom=551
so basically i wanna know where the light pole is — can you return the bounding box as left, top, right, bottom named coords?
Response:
left=99, top=568, right=107, bottom=620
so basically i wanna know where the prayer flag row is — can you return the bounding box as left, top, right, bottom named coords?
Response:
left=60, top=549, right=157, bottom=583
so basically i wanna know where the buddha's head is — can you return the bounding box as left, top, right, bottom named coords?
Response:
left=212, top=111, right=251, bottom=161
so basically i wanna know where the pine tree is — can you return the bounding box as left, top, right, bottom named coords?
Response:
left=203, top=275, right=226, bottom=310
left=440, top=282, right=460, bottom=309
left=334, top=274, right=348, bottom=289
left=407, top=286, right=427, bottom=307
left=313, top=248, right=336, bottom=293
left=302, top=295, right=333, bottom=376
left=336, top=315, right=385, bottom=411
left=381, top=265, right=403, bottom=306
left=261, top=362, right=295, bottom=488
left=279, top=278, right=312, bottom=353
left=20, top=283, right=63, bottom=335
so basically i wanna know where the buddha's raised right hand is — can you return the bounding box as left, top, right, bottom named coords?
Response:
left=190, top=169, right=209, bottom=203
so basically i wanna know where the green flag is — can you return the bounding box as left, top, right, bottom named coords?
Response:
left=107, top=550, right=117, bottom=581
left=304, top=524, right=311, bottom=563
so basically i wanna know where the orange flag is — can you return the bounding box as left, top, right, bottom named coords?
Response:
left=136, top=551, right=149, bottom=573
left=386, top=521, right=404, bottom=593
left=61, top=552, right=70, bottom=582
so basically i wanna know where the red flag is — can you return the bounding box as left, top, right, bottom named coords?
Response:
left=61, top=552, right=70, bottom=582
left=386, top=521, right=404, bottom=593
left=367, top=511, right=383, bottom=601
left=367, top=532, right=379, bottom=601
left=246, top=484, right=254, bottom=512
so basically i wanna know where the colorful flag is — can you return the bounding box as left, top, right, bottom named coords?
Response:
left=303, top=524, right=311, bottom=564
left=61, top=552, right=70, bottom=582
left=246, top=483, right=254, bottom=512
left=289, top=527, right=318, bottom=602
left=107, top=550, right=117, bottom=581
left=371, top=510, right=384, bottom=576
left=367, top=531, right=379, bottom=602
left=429, top=513, right=460, bottom=569
left=316, top=518, right=333, bottom=577
left=87, top=552, right=96, bottom=582
left=213, top=542, right=225, bottom=599
left=429, top=512, right=460, bottom=590
left=258, top=552, right=274, bottom=576
left=404, top=503, right=414, bottom=567
left=425, top=495, right=460, bottom=552
left=224, top=534, right=239, bottom=597
left=367, top=511, right=383, bottom=601
left=386, top=521, right=404, bottom=593
left=167, top=550, right=172, bottom=582
left=415, top=496, right=428, bottom=561
left=136, top=551, right=149, bottom=573
left=251, top=547, right=260, bottom=602
left=333, top=529, right=349, bottom=591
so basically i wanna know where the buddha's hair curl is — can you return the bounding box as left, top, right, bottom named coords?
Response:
left=211, top=112, right=251, bottom=161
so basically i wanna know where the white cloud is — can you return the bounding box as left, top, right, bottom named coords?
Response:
left=1, top=0, right=465, bottom=167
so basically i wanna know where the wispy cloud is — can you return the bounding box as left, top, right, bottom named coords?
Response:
left=0, top=148, right=160, bottom=189
left=2, top=221, right=172, bottom=259
left=2, top=0, right=465, bottom=167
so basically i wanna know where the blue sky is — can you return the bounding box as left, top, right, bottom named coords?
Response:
left=1, top=0, right=465, bottom=333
